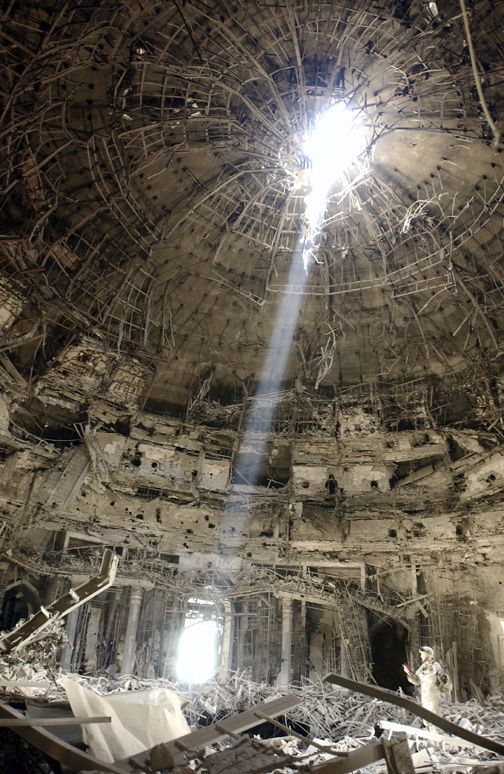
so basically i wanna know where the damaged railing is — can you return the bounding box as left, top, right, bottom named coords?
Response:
left=0, top=549, right=119, bottom=654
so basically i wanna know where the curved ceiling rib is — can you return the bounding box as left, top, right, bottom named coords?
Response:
left=0, top=0, right=502, bottom=408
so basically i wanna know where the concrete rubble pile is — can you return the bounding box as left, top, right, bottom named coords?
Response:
left=1, top=668, right=502, bottom=772
left=0, top=618, right=67, bottom=693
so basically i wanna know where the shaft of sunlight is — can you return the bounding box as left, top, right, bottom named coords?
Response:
left=218, top=236, right=308, bottom=557
left=303, top=102, right=367, bottom=266
left=216, top=103, right=366, bottom=563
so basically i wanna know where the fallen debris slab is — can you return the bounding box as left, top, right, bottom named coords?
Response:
left=125, top=694, right=302, bottom=771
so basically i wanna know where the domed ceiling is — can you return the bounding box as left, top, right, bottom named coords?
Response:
left=0, top=0, right=502, bottom=412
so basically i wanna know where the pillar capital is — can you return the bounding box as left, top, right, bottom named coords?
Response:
left=129, top=587, right=143, bottom=604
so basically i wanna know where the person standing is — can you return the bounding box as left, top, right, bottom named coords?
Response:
left=403, top=645, right=452, bottom=718
left=325, top=473, right=338, bottom=498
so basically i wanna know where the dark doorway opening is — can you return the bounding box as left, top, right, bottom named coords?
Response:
left=370, top=619, right=414, bottom=693
left=0, top=587, right=29, bottom=631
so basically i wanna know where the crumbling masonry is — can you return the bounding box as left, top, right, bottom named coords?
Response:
left=0, top=0, right=503, bottom=731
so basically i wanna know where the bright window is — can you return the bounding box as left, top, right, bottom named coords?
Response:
left=176, top=609, right=219, bottom=684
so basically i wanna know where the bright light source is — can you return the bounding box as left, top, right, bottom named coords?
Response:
left=303, top=102, right=367, bottom=191
left=302, top=102, right=367, bottom=242
left=176, top=617, right=218, bottom=684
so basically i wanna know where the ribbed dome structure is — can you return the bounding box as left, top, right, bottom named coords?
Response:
left=0, top=0, right=502, bottom=413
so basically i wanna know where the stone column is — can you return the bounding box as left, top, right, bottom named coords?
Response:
left=278, top=597, right=293, bottom=687
left=236, top=599, right=249, bottom=667
left=218, top=600, right=233, bottom=682
left=84, top=603, right=103, bottom=673
left=44, top=575, right=60, bottom=606
left=121, top=587, right=143, bottom=675
left=60, top=609, right=79, bottom=671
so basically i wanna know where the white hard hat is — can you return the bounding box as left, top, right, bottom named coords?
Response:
left=419, top=646, right=434, bottom=655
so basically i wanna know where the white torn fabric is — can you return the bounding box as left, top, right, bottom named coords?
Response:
left=61, top=676, right=189, bottom=763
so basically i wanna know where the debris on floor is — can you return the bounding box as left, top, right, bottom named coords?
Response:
left=0, top=617, right=67, bottom=695
left=0, top=670, right=502, bottom=772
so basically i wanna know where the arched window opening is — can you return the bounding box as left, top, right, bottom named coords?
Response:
left=176, top=598, right=222, bottom=684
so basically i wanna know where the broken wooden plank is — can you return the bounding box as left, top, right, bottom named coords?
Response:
left=382, top=732, right=416, bottom=773
left=0, top=702, right=127, bottom=773
left=324, top=674, right=504, bottom=756
left=0, top=714, right=111, bottom=727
